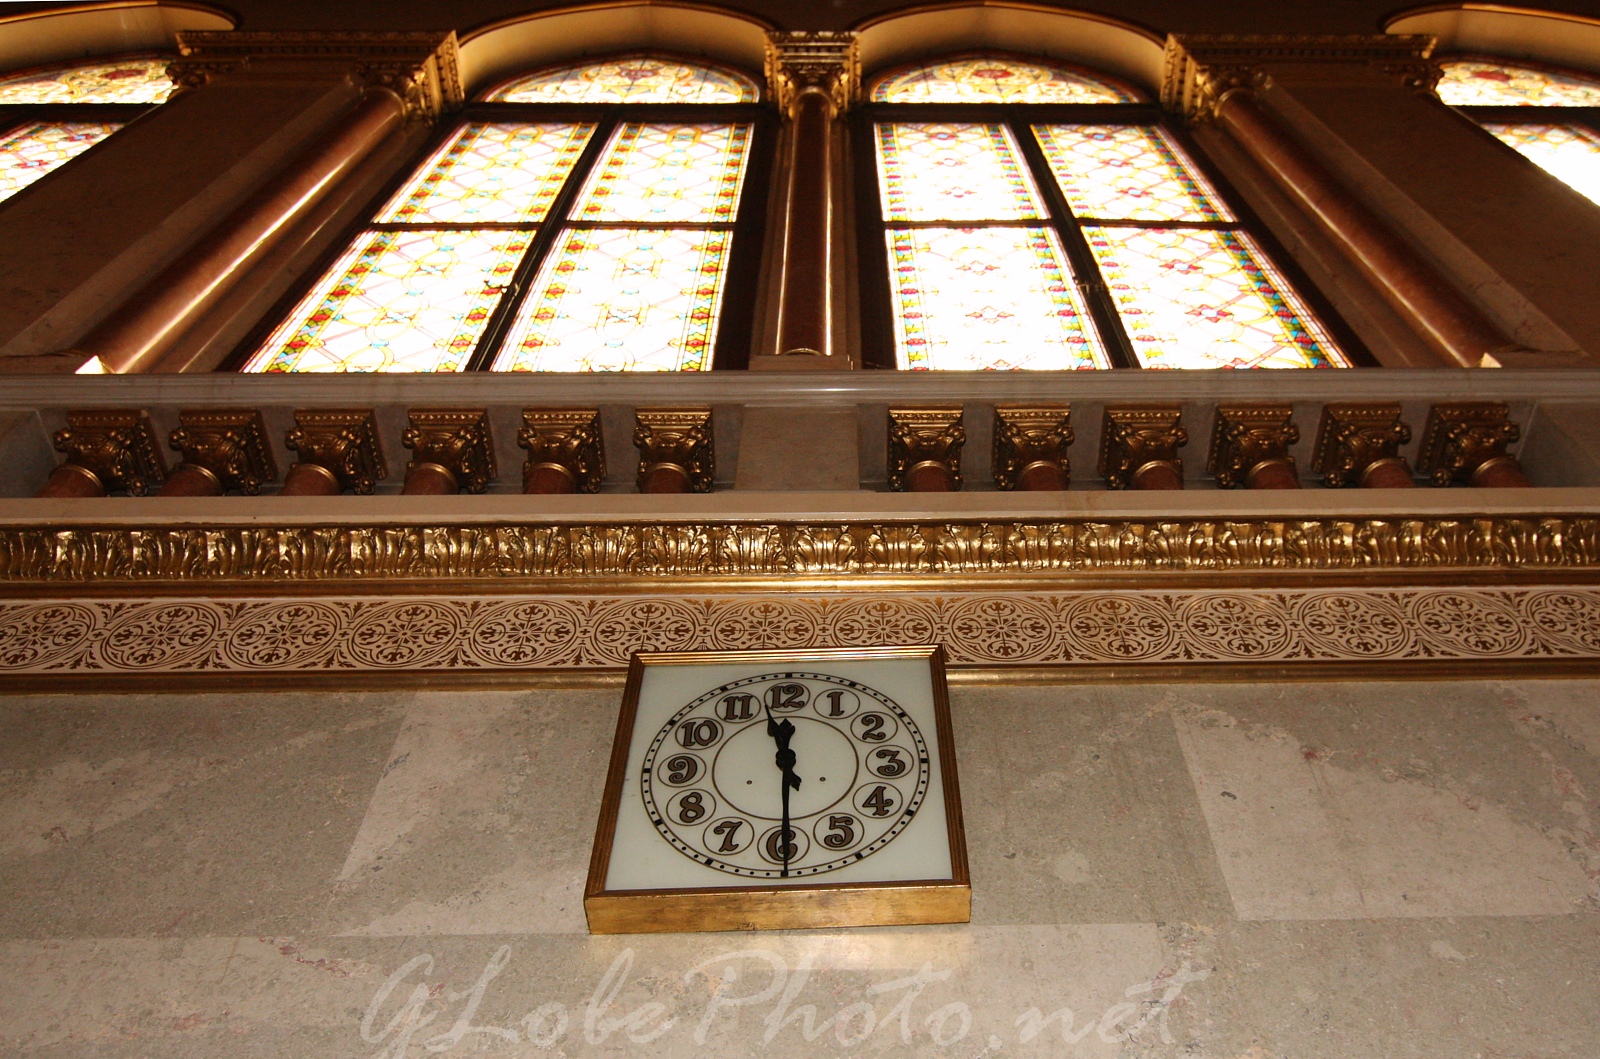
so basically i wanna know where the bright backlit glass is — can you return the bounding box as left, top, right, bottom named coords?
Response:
left=872, top=56, right=1137, bottom=104
left=375, top=122, right=594, bottom=225
left=0, top=122, right=120, bottom=203
left=1482, top=122, right=1600, bottom=206
left=875, top=123, right=1045, bottom=222
left=1033, top=124, right=1232, bottom=222
left=1437, top=58, right=1600, bottom=107
left=0, top=55, right=173, bottom=104
left=571, top=123, right=751, bottom=224
left=486, top=56, right=758, bottom=103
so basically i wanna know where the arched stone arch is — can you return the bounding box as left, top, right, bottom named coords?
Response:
left=458, top=1, right=771, bottom=101
left=852, top=2, right=1164, bottom=99
left=1387, top=3, right=1600, bottom=76
left=0, top=1, right=232, bottom=75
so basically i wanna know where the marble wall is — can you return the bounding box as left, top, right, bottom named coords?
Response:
left=1, top=677, right=1597, bottom=1057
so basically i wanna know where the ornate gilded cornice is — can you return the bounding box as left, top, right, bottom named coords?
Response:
left=402, top=409, right=495, bottom=494
left=1418, top=402, right=1524, bottom=487
left=1099, top=406, right=1187, bottom=489
left=284, top=409, right=386, bottom=495
left=765, top=31, right=859, bottom=115
left=52, top=410, right=166, bottom=497
left=1208, top=405, right=1300, bottom=489
left=1313, top=403, right=1413, bottom=488
left=889, top=408, right=965, bottom=492
left=168, top=409, right=277, bottom=495
left=170, top=31, right=463, bottom=120
left=0, top=515, right=1595, bottom=588
left=1161, top=34, right=1438, bottom=121
left=518, top=409, right=605, bottom=494
left=634, top=409, right=714, bottom=493
left=993, top=407, right=1072, bottom=491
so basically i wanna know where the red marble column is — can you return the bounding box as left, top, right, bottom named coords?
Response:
left=1471, top=456, right=1532, bottom=488
left=524, top=463, right=579, bottom=494
left=1360, top=457, right=1417, bottom=489
left=36, top=464, right=106, bottom=498
left=1246, top=458, right=1301, bottom=489
left=775, top=90, right=834, bottom=358
left=1016, top=461, right=1068, bottom=492
left=1131, top=461, right=1184, bottom=491
left=158, top=465, right=225, bottom=497
left=279, top=462, right=343, bottom=496
left=402, top=463, right=460, bottom=495
left=905, top=461, right=957, bottom=492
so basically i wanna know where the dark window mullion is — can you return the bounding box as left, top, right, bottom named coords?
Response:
left=855, top=114, right=900, bottom=369
left=1012, top=115, right=1140, bottom=370
left=463, top=114, right=620, bottom=372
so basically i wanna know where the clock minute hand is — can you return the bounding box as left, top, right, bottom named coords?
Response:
left=765, top=703, right=802, bottom=877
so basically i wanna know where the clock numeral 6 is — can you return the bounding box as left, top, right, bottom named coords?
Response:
left=668, top=789, right=715, bottom=825
left=765, top=682, right=808, bottom=712
left=759, top=824, right=810, bottom=865
left=676, top=717, right=722, bottom=749
left=852, top=711, right=897, bottom=743
left=661, top=753, right=703, bottom=786
left=854, top=783, right=900, bottom=818
left=868, top=746, right=909, bottom=778
left=705, top=817, right=751, bottom=854
left=815, top=813, right=861, bottom=850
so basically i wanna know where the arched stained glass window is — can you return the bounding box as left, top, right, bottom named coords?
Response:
left=240, top=55, right=767, bottom=373
left=872, top=56, right=1136, bottom=104
left=859, top=55, right=1353, bottom=370
left=0, top=54, right=172, bottom=205
left=486, top=55, right=758, bottom=104
left=1437, top=57, right=1600, bottom=208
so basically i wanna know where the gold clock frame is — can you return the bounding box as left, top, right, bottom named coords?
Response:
left=584, top=645, right=971, bottom=934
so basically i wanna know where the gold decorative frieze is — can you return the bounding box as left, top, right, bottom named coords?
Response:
left=634, top=409, right=713, bottom=493
left=518, top=409, right=605, bottom=494
left=284, top=409, right=386, bottom=494
left=51, top=410, right=166, bottom=496
left=168, top=409, right=277, bottom=495
left=1208, top=405, right=1299, bottom=489
left=402, top=408, right=495, bottom=494
left=993, top=407, right=1072, bottom=491
left=0, top=516, right=1597, bottom=587
left=889, top=408, right=965, bottom=492
left=1099, top=406, right=1187, bottom=489
left=170, top=31, right=463, bottom=120
left=765, top=31, right=859, bottom=114
left=1417, top=403, right=1523, bottom=487
left=1313, top=403, right=1413, bottom=487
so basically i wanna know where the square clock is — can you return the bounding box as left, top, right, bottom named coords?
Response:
left=585, top=646, right=969, bottom=933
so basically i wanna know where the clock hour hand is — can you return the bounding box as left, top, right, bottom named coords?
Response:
left=765, top=702, right=802, bottom=876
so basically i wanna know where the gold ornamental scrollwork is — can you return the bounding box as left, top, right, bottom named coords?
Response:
left=2, top=516, right=1599, bottom=586
left=1208, top=405, right=1299, bottom=489
left=518, top=409, right=605, bottom=494
left=53, top=410, right=167, bottom=496
left=765, top=31, right=859, bottom=115
left=1313, top=403, right=1414, bottom=487
left=169, top=409, right=277, bottom=495
left=285, top=409, right=387, bottom=495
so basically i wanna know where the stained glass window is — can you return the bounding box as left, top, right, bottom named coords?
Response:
left=0, top=55, right=173, bottom=104
left=875, top=123, right=1045, bottom=221
left=1437, top=58, right=1600, bottom=107
left=1481, top=122, right=1600, bottom=206
left=872, top=56, right=1137, bottom=104
left=1034, top=124, right=1231, bottom=223
left=0, top=121, right=120, bottom=203
left=374, top=122, right=593, bottom=226
left=485, top=56, right=758, bottom=104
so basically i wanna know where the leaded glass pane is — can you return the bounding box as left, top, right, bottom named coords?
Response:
left=885, top=226, right=1107, bottom=370
left=0, top=55, right=173, bottom=104
left=1084, top=226, right=1345, bottom=369
left=872, top=56, right=1136, bottom=104
left=570, top=123, right=751, bottom=224
left=241, top=230, right=531, bottom=373
left=1033, top=124, right=1232, bottom=222
left=1437, top=59, right=1600, bottom=107
left=1482, top=122, right=1600, bottom=206
left=485, top=56, right=759, bottom=104
left=494, top=228, right=732, bottom=372
left=875, top=123, right=1045, bottom=222
left=374, top=122, right=594, bottom=226
left=0, top=122, right=120, bottom=202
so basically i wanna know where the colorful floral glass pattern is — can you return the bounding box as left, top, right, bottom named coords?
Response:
left=375, top=122, right=594, bottom=225
left=241, top=230, right=532, bottom=373
left=1482, top=122, right=1600, bottom=206
left=1033, top=124, right=1232, bottom=223
left=494, top=228, right=732, bottom=371
left=887, top=226, right=1107, bottom=370
left=872, top=56, right=1136, bottom=104
left=0, top=122, right=120, bottom=203
left=875, top=123, right=1045, bottom=221
left=1084, top=226, right=1344, bottom=369
left=485, top=57, right=758, bottom=103
left=0, top=55, right=173, bottom=104
left=572, top=123, right=750, bottom=223
left=1437, top=58, right=1600, bottom=107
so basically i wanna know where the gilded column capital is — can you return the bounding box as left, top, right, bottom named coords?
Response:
left=1161, top=34, right=1438, bottom=121
left=1312, top=403, right=1413, bottom=487
left=993, top=407, right=1072, bottom=491
left=169, top=409, right=277, bottom=495
left=519, top=409, right=606, bottom=494
left=170, top=31, right=463, bottom=121
left=765, top=31, right=859, bottom=115
left=1207, top=405, right=1300, bottom=489
left=1099, top=407, right=1187, bottom=490
left=284, top=409, right=386, bottom=494
left=402, top=409, right=495, bottom=494
left=889, top=408, right=965, bottom=492
left=635, top=409, right=714, bottom=494
left=1418, top=402, right=1524, bottom=487
left=52, top=410, right=167, bottom=496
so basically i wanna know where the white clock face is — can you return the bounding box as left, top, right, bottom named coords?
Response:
left=640, top=672, right=931, bottom=879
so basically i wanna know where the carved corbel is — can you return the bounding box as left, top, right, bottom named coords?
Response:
left=889, top=408, right=964, bottom=492
left=1417, top=403, right=1529, bottom=488
left=1100, top=407, right=1187, bottom=490
left=39, top=410, right=166, bottom=498
left=283, top=409, right=386, bottom=496
left=1312, top=403, right=1415, bottom=488
left=634, top=409, right=714, bottom=494
left=765, top=31, right=858, bottom=116
left=401, top=409, right=495, bottom=495
left=1208, top=405, right=1301, bottom=489
left=993, top=407, right=1072, bottom=491
left=164, top=409, right=278, bottom=496
left=518, top=409, right=605, bottom=494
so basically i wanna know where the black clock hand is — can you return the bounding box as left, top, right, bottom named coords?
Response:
left=765, top=702, right=802, bottom=877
